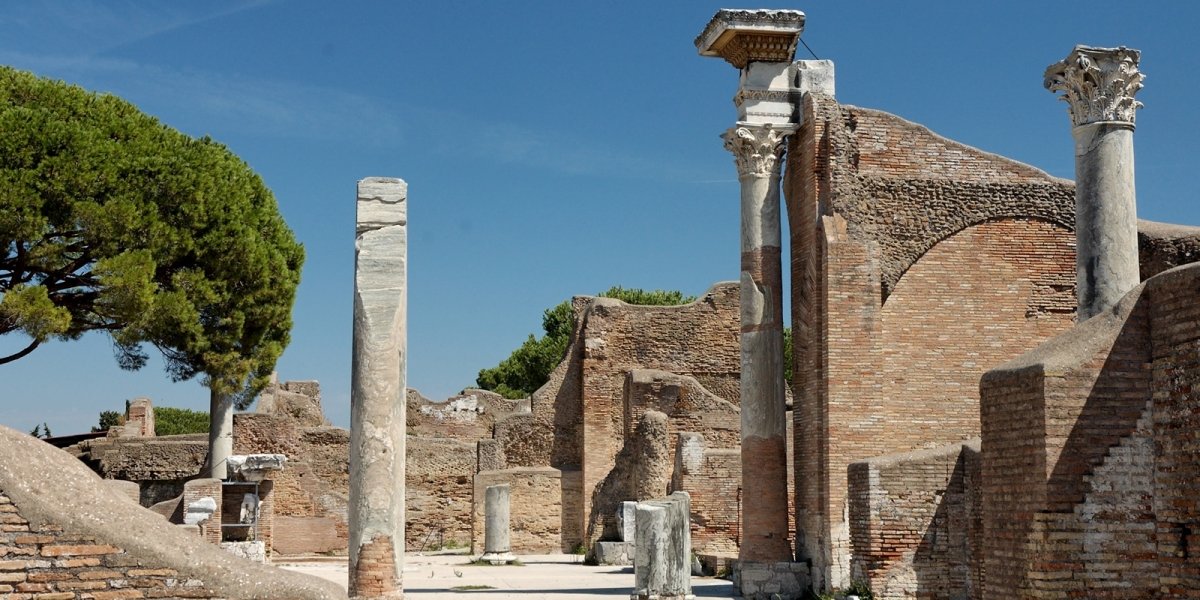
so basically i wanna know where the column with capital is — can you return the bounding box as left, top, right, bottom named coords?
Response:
left=1045, top=46, right=1144, bottom=320
left=696, top=10, right=835, bottom=574
left=722, top=121, right=793, bottom=563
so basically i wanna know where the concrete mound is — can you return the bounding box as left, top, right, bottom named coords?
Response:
left=0, top=424, right=346, bottom=599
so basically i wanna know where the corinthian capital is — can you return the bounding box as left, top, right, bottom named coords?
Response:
left=1045, top=45, right=1144, bottom=127
left=723, top=124, right=792, bottom=178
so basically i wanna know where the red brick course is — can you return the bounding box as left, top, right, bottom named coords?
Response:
left=349, top=535, right=400, bottom=599
left=0, top=492, right=222, bottom=599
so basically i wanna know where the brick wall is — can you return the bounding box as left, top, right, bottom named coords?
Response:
left=0, top=507, right=224, bottom=600
left=671, top=433, right=740, bottom=555
left=788, top=93, right=1079, bottom=590
left=486, top=285, right=743, bottom=557
left=1149, top=265, right=1200, bottom=595
left=577, top=285, right=741, bottom=553
left=235, top=389, right=486, bottom=554
left=472, top=468, right=563, bottom=554
left=584, top=410, right=671, bottom=550
left=406, top=436, right=475, bottom=550
left=623, top=370, right=741, bottom=454
left=979, top=263, right=1200, bottom=597
left=847, top=440, right=982, bottom=600
left=181, top=478, right=223, bottom=545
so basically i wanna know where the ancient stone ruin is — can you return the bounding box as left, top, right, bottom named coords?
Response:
left=9, top=7, right=1200, bottom=600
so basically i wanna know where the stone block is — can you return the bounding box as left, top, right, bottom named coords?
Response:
left=620, top=501, right=637, bottom=543
left=594, top=541, right=634, bottom=566
left=631, top=492, right=691, bottom=600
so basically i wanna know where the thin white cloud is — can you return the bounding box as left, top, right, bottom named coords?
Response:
left=0, top=1, right=276, bottom=59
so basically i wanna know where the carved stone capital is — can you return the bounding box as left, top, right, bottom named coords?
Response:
left=723, top=124, right=793, bottom=178
left=1045, top=45, right=1144, bottom=127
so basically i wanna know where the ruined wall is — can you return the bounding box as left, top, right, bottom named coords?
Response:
left=584, top=410, right=671, bottom=551
left=979, top=262, right=1200, bottom=597
left=848, top=440, right=982, bottom=600
left=577, top=284, right=741, bottom=550
left=472, top=468, right=563, bottom=554
left=406, top=436, right=475, bottom=550
left=623, top=369, right=741, bottom=453
left=1138, top=219, right=1200, bottom=280
left=787, top=93, right=1079, bottom=590
left=407, top=388, right=523, bottom=440
left=671, top=433, right=741, bottom=555
left=0, top=425, right=345, bottom=600
left=236, top=381, right=494, bottom=555
left=484, top=285, right=742, bottom=556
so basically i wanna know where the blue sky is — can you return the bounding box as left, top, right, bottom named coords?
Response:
left=2, top=1, right=1197, bottom=434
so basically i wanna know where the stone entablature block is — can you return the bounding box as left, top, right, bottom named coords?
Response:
left=695, top=9, right=805, bottom=69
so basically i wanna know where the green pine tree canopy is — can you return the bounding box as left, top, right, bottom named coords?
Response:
left=0, top=66, right=303, bottom=403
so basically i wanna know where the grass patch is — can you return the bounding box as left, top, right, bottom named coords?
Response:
left=451, top=584, right=496, bottom=591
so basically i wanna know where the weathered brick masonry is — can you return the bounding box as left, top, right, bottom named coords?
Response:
left=486, top=284, right=748, bottom=553
left=787, top=92, right=1078, bottom=589
left=981, top=262, right=1200, bottom=598
left=847, top=441, right=983, bottom=599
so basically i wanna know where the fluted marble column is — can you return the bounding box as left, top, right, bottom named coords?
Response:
left=349, top=177, right=408, bottom=599
left=723, top=123, right=794, bottom=562
left=1045, top=46, right=1144, bottom=320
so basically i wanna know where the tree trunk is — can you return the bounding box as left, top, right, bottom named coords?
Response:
left=207, top=389, right=234, bottom=480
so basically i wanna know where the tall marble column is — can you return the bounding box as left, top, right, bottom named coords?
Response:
left=349, top=177, right=408, bottom=599
left=1045, top=46, right=1144, bottom=320
left=697, top=8, right=808, bottom=566
left=723, top=122, right=793, bottom=562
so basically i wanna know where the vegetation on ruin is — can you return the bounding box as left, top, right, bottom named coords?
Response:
left=0, top=66, right=303, bottom=408
left=153, top=406, right=211, bottom=436
left=92, top=410, right=122, bottom=433
left=476, top=286, right=696, bottom=399
left=28, top=422, right=52, bottom=438
left=477, top=286, right=795, bottom=399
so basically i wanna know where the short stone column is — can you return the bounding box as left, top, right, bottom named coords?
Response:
left=631, top=492, right=692, bottom=600
left=697, top=8, right=805, bottom=566
left=349, top=177, right=408, bottom=599
left=1045, top=45, right=1144, bottom=320
left=481, top=484, right=515, bottom=564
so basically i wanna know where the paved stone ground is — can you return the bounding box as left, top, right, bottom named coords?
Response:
left=280, top=553, right=736, bottom=599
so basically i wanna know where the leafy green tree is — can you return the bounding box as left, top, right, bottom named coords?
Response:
left=154, top=406, right=210, bottom=436
left=0, top=67, right=303, bottom=476
left=477, top=286, right=696, bottom=399
left=92, top=410, right=122, bottom=433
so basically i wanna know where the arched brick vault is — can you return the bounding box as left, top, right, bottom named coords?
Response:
left=796, top=99, right=1077, bottom=301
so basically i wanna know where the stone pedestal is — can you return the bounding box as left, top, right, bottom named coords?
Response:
left=732, top=560, right=811, bottom=600
left=349, top=177, right=408, bottom=599
left=481, top=484, right=515, bottom=565
left=631, top=492, right=692, bottom=600
left=1045, top=45, right=1144, bottom=320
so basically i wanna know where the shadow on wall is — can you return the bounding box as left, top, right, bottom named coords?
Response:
left=910, top=446, right=980, bottom=599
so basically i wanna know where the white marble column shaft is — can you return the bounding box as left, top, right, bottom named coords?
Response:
left=1046, top=45, right=1144, bottom=320
left=349, top=177, right=408, bottom=599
